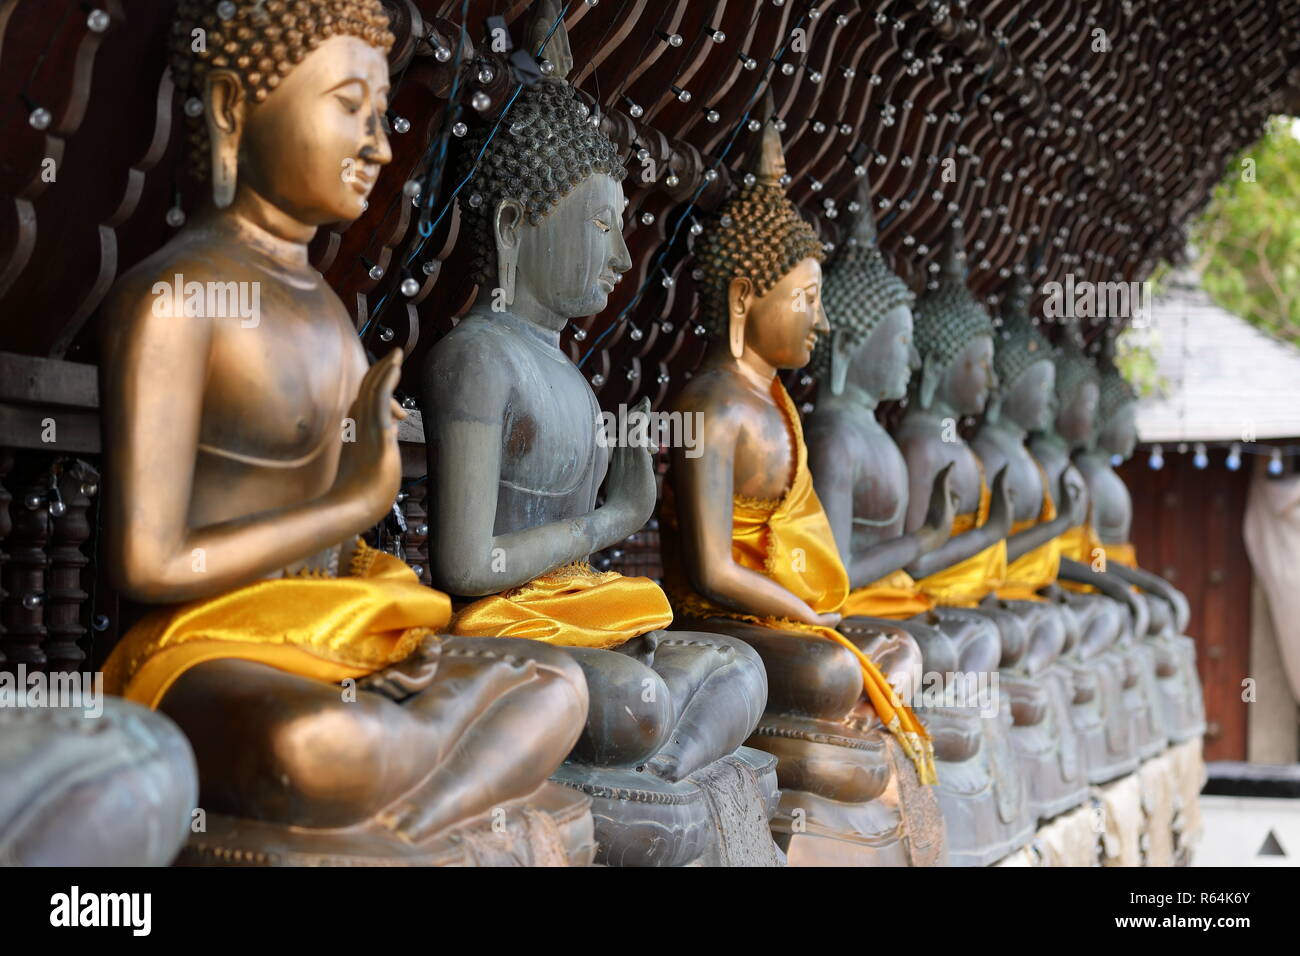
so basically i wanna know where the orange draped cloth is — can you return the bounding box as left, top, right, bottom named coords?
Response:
left=662, top=378, right=936, bottom=785
left=448, top=561, right=673, bottom=649
left=842, top=569, right=934, bottom=620
left=104, top=540, right=452, bottom=709
left=1057, top=498, right=1135, bottom=593
left=996, top=458, right=1062, bottom=602
left=913, top=467, right=1007, bottom=608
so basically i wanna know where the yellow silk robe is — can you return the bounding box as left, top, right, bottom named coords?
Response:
left=913, top=463, right=1007, bottom=608
left=995, top=459, right=1062, bottom=602
left=105, top=540, right=452, bottom=708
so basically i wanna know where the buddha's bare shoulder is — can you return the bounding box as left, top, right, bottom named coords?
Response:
left=670, top=366, right=762, bottom=420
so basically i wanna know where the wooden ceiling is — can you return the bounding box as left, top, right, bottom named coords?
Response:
left=2, top=0, right=1297, bottom=411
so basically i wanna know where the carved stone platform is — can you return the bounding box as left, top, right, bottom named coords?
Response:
left=1003, top=669, right=1091, bottom=822
left=0, top=697, right=197, bottom=866
left=177, top=782, right=594, bottom=867
left=921, top=703, right=1034, bottom=866
left=552, top=746, right=781, bottom=867
left=750, top=716, right=946, bottom=866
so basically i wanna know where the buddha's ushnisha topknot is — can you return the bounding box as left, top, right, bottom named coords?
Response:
left=453, top=2, right=626, bottom=286
left=809, top=175, right=914, bottom=384
left=692, top=90, right=824, bottom=336
left=171, top=0, right=395, bottom=180
left=912, top=221, right=995, bottom=374
left=993, top=271, right=1054, bottom=393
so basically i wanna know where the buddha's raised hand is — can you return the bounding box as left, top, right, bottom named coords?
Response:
left=332, top=349, right=406, bottom=521
left=919, top=462, right=958, bottom=550
left=986, top=465, right=1015, bottom=536
left=601, top=397, right=658, bottom=534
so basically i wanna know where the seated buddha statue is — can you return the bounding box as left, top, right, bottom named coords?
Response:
left=802, top=186, right=1032, bottom=866
left=892, top=226, right=1090, bottom=822
left=972, top=284, right=1147, bottom=783
left=1071, top=354, right=1205, bottom=743
left=98, top=0, right=594, bottom=867
left=661, top=99, right=945, bottom=867
left=418, top=5, right=774, bottom=869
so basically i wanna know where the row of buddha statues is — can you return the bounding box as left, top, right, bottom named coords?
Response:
left=3, top=0, right=1204, bottom=867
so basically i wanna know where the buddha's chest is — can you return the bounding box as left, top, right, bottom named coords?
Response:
left=499, top=360, right=607, bottom=498
left=853, top=429, right=909, bottom=532
left=734, top=401, right=795, bottom=501
left=1003, top=448, right=1046, bottom=522
left=1090, top=467, right=1133, bottom=540
left=200, top=293, right=356, bottom=467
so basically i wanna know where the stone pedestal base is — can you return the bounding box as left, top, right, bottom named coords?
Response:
left=552, top=746, right=781, bottom=867
left=758, top=729, right=947, bottom=867
left=926, top=705, right=1034, bottom=866
left=177, top=782, right=594, bottom=866
left=990, top=742, right=1205, bottom=867
left=1005, top=671, right=1090, bottom=821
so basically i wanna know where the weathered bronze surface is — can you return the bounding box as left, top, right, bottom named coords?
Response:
left=804, top=191, right=1030, bottom=865
left=420, top=3, right=774, bottom=868
left=666, top=107, right=943, bottom=866
left=1073, top=355, right=1206, bottom=744
left=98, top=1, right=592, bottom=865
left=894, top=226, right=1091, bottom=823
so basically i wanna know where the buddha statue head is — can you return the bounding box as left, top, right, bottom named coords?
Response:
left=987, top=272, right=1055, bottom=431
left=171, top=0, right=395, bottom=221
left=1048, top=328, right=1101, bottom=451
left=810, top=176, right=916, bottom=400
left=1096, top=358, right=1139, bottom=461
left=910, top=222, right=996, bottom=413
left=453, top=0, right=629, bottom=327
left=693, top=92, right=827, bottom=369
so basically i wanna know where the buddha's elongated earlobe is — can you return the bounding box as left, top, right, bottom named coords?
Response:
left=493, top=199, right=523, bottom=306
left=205, top=71, right=244, bottom=210
left=829, top=332, right=849, bottom=396
left=919, top=354, right=941, bottom=410
left=727, top=276, right=751, bottom=360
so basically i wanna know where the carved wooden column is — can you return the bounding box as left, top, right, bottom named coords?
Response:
left=401, top=485, right=431, bottom=586
left=2, top=459, right=51, bottom=671
left=44, top=461, right=98, bottom=673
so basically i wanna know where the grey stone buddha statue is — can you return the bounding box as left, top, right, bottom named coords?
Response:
left=1071, top=354, right=1205, bottom=743
left=803, top=185, right=1032, bottom=865
left=661, top=100, right=945, bottom=866
left=419, top=3, right=776, bottom=868
left=975, top=285, right=1149, bottom=784
left=892, top=225, right=1090, bottom=822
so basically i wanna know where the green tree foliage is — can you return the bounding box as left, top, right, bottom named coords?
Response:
left=1192, top=115, right=1300, bottom=347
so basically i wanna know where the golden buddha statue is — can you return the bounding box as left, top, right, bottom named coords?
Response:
left=892, top=226, right=1091, bottom=822
left=662, top=97, right=945, bottom=866
left=418, top=1, right=775, bottom=868
left=97, top=0, right=593, bottom=866
left=803, top=186, right=1032, bottom=865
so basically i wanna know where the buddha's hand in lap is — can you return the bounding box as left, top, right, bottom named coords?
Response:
left=355, top=634, right=443, bottom=702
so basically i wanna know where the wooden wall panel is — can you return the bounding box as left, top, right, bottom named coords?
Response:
left=1119, top=455, right=1254, bottom=760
